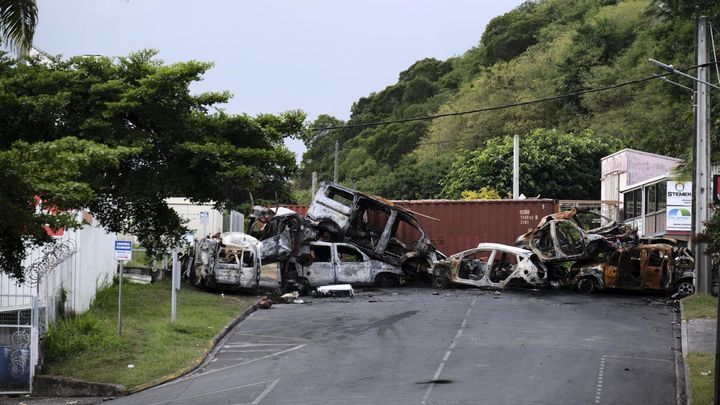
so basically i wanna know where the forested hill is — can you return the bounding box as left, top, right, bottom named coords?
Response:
left=298, top=0, right=719, bottom=202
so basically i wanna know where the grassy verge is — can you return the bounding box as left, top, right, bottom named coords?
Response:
left=682, top=293, right=718, bottom=320
left=42, top=278, right=252, bottom=389
left=688, top=352, right=714, bottom=405
left=681, top=293, right=718, bottom=404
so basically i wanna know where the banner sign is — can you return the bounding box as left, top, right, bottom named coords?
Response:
left=666, top=181, right=692, bottom=232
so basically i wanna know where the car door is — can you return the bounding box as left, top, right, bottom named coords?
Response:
left=334, top=244, right=372, bottom=284
left=303, top=243, right=336, bottom=286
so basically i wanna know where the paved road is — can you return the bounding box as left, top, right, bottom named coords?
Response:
left=109, top=288, right=680, bottom=405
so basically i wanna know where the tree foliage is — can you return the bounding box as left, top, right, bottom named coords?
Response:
left=440, top=129, right=625, bottom=200
left=0, top=0, right=37, bottom=55
left=0, top=50, right=305, bottom=280
left=302, top=0, right=717, bottom=201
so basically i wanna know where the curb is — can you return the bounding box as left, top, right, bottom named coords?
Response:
left=33, top=299, right=260, bottom=399
left=677, top=302, right=689, bottom=405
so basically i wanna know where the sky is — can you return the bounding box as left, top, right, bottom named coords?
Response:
left=34, top=0, right=525, bottom=160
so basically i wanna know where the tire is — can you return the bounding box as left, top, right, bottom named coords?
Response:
left=431, top=268, right=450, bottom=289
left=576, top=277, right=596, bottom=294
left=376, top=274, right=398, bottom=288
left=675, top=280, right=695, bottom=297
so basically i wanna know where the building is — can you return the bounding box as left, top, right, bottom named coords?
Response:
left=600, top=149, right=689, bottom=240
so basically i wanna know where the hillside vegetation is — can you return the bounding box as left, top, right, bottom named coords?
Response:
left=298, top=0, right=719, bottom=201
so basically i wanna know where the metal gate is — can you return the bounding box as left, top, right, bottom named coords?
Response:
left=0, top=296, right=39, bottom=394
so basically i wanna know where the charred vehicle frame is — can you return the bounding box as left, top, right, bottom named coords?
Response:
left=305, top=182, right=441, bottom=278
left=430, top=243, right=548, bottom=290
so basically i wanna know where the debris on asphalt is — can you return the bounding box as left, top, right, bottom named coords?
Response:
left=432, top=291, right=440, bottom=295
left=292, top=298, right=305, bottom=304
left=258, top=297, right=273, bottom=309
left=313, top=284, right=354, bottom=298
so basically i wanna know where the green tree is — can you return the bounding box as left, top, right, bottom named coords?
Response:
left=0, top=50, right=305, bottom=280
left=440, top=129, right=625, bottom=200
left=0, top=0, right=37, bottom=55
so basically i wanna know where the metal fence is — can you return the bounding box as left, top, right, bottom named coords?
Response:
left=0, top=296, right=38, bottom=394
left=0, top=216, right=117, bottom=395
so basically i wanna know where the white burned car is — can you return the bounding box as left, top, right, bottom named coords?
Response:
left=281, top=241, right=405, bottom=293
left=429, top=243, right=548, bottom=290
left=189, top=232, right=263, bottom=291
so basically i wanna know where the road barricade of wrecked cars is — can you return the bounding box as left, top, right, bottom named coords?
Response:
left=182, top=182, right=695, bottom=298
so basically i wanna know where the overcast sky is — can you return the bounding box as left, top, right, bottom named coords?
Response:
left=34, top=0, right=525, bottom=159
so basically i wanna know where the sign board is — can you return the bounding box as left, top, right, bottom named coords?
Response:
left=666, top=180, right=692, bottom=233
left=114, top=240, right=132, bottom=261
left=199, top=211, right=209, bottom=225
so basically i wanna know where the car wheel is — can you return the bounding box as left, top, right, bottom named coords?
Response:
left=376, top=274, right=398, bottom=288
left=431, top=269, right=450, bottom=289
left=576, top=277, right=596, bottom=294
left=675, top=280, right=695, bottom=297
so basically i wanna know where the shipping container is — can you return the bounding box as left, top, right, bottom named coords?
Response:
left=391, top=199, right=559, bottom=256
left=279, top=199, right=559, bottom=257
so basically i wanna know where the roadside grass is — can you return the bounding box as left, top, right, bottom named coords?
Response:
left=688, top=352, right=714, bottom=405
left=42, top=278, right=252, bottom=388
left=682, top=293, right=717, bottom=320
left=681, top=293, right=717, bottom=404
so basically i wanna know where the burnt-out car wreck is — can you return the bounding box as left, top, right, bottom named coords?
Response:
left=518, top=208, right=695, bottom=296
left=189, top=182, right=442, bottom=293
left=430, top=243, right=548, bottom=290
left=304, top=182, right=442, bottom=276
left=188, top=232, right=262, bottom=291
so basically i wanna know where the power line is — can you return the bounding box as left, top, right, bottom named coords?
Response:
left=310, top=63, right=716, bottom=133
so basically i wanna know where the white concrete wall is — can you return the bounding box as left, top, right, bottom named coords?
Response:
left=0, top=212, right=117, bottom=316
left=166, top=198, right=223, bottom=238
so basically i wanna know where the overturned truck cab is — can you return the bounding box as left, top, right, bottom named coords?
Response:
left=189, top=232, right=263, bottom=291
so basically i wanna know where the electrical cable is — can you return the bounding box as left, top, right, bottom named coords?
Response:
left=310, top=63, right=716, bottom=133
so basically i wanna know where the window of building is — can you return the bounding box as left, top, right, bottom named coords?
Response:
left=646, top=184, right=657, bottom=213
left=658, top=182, right=667, bottom=210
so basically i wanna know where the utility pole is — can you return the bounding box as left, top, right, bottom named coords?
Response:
left=513, top=135, right=520, bottom=199
left=334, top=140, right=339, bottom=183
left=695, top=16, right=712, bottom=294
left=311, top=171, right=318, bottom=197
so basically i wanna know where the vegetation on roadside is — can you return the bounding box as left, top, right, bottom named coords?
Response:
left=682, top=293, right=718, bottom=320
left=688, top=352, right=714, bottom=405
left=300, top=0, right=719, bottom=200
left=42, top=279, right=251, bottom=388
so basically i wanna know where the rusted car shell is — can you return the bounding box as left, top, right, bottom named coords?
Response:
left=191, top=232, right=262, bottom=291
left=569, top=243, right=695, bottom=295
left=305, top=182, right=440, bottom=273
left=430, top=243, right=548, bottom=290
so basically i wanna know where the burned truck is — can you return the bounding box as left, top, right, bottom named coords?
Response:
left=188, top=232, right=263, bottom=291
left=305, top=182, right=442, bottom=278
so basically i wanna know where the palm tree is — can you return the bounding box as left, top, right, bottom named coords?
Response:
left=0, top=0, right=38, bottom=56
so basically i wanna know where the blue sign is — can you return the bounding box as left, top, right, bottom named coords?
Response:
left=115, top=240, right=132, bottom=261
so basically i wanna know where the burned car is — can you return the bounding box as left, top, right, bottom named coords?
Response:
left=569, top=243, right=695, bottom=296
left=305, top=182, right=441, bottom=277
left=430, top=243, right=548, bottom=290
left=189, top=232, right=262, bottom=291
left=247, top=206, right=316, bottom=264
left=279, top=241, right=405, bottom=293
left=516, top=208, right=637, bottom=263
left=516, top=208, right=695, bottom=296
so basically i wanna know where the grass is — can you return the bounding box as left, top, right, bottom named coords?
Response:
left=682, top=293, right=718, bottom=404
left=682, top=293, right=718, bottom=320
left=688, top=352, right=714, bottom=405
left=42, top=278, right=252, bottom=389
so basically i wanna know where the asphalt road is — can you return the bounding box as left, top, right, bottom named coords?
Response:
left=108, top=288, right=680, bottom=405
